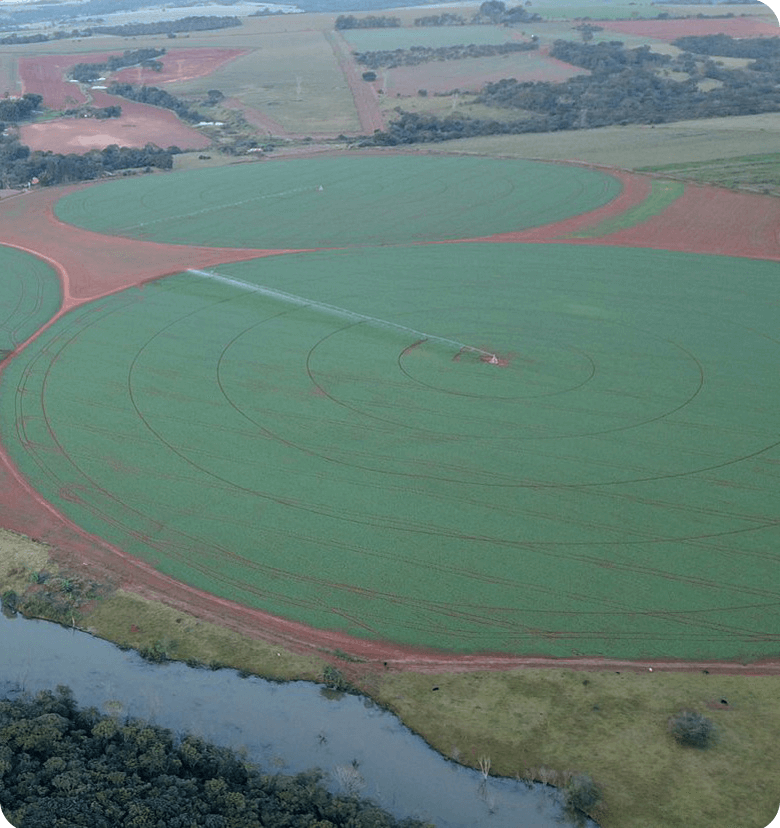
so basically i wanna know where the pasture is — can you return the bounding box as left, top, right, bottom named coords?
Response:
left=170, top=30, right=361, bottom=135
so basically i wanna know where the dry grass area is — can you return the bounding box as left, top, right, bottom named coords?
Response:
left=441, top=112, right=780, bottom=169
left=373, top=668, right=780, bottom=828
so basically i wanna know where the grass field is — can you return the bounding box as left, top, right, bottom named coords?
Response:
left=441, top=111, right=780, bottom=168
left=0, top=245, right=61, bottom=355
left=3, top=239, right=779, bottom=660
left=341, top=24, right=515, bottom=51
left=170, top=30, right=361, bottom=135
left=53, top=155, right=621, bottom=247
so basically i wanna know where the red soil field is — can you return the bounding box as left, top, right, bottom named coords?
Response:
left=599, top=16, right=780, bottom=41
left=19, top=93, right=211, bottom=153
left=17, top=53, right=117, bottom=108
left=2, top=163, right=780, bottom=674
left=112, top=47, right=247, bottom=86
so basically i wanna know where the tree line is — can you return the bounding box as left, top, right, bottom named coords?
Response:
left=335, top=15, right=401, bottom=29
left=355, top=41, right=538, bottom=70
left=68, top=49, right=166, bottom=83
left=0, top=133, right=177, bottom=188
left=336, top=2, right=539, bottom=29
left=106, top=83, right=206, bottom=124
left=0, top=16, right=241, bottom=45
left=0, top=685, right=432, bottom=828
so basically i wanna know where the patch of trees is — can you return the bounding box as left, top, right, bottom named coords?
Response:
left=414, top=13, right=467, bottom=26
left=0, top=685, right=431, bottom=828
left=0, top=94, right=42, bottom=122
left=0, top=135, right=177, bottom=188
left=355, top=41, right=538, bottom=70
left=365, top=37, right=780, bottom=145
left=335, top=15, right=401, bottom=29
left=0, top=32, right=50, bottom=45
left=68, top=49, right=166, bottom=83
left=88, top=15, right=243, bottom=36
left=62, top=105, right=121, bottom=119
left=472, top=1, right=541, bottom=24
left=107, top=83, right=206, bottom=123
left=671, top=34, right=780, bottom=59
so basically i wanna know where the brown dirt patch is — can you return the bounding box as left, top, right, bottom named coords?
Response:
left=17, top=53, right=115, bottom=108
left=20, top=97, right=211, bottom=154
left=598, top=16, right=780, bottom=42
left=112, top=48, right=247, bottom=86
left=566, top=180, right=780, bottom=260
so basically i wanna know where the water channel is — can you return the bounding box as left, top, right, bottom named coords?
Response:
left=0, top=610, right=597, bottom=827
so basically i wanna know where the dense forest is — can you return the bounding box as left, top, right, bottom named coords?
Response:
left=355, top=41, right=538, bottom=70
left=364, top=36, right=780, bottom=144
left=0, top=686, right=432, bottom=828
left=0, top=94, right=42, bottom=123
left=671, top=33, right=780, bottom=57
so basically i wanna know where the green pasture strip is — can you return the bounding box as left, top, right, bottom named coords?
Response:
left=2, top=243, right=779, bottom=660
left=639, top=152, right=780, bottom=193
left=53, top=156, right=622, bottom=249
left=440, top=113, right=780, bottom=170
left=566, top=179, right=684, bottom=238
left=0, top=245, right=61, bottom=354
left=341, top=25, right=515, bottom=51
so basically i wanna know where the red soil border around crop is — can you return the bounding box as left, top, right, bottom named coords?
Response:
left=598, top=16, right=780, bottom=41
left=2, top=160, right=780, bottom=676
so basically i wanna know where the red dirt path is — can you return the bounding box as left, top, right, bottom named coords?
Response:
left=2, top=164, right=780, bottom=675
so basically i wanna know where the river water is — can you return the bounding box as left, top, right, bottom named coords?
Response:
left=0, top=610, right=597, bottom=827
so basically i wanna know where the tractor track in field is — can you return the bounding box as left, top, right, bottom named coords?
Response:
left=1, top=159, right=780, bottom=675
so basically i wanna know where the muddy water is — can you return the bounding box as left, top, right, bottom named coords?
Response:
left=0, top=611, right=596, bottom=827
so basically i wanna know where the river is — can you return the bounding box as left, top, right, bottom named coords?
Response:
left=0, top=609, right=597, bottom=827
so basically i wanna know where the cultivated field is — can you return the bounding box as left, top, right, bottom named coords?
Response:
left=1, top=6, right=780, bottom=827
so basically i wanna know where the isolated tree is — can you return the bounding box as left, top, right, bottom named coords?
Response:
left=564, top=773, right=602, bottom=816
left=669, top=710, right=715, bottom=748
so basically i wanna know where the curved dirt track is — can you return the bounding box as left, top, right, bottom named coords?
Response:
left=2, top=162, right=780, bottom=676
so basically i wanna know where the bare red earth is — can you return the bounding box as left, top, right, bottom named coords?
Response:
left=112, top=48, right=247, bottom=86
left=328, top=30, right=385, bottom=134
left=599, top=16, right=780, bottom=41
left=20, top=93, right=211, bottom=153
left=2, top=165, right=780, bottom=674
left=17, top=53, right=116, bottom=108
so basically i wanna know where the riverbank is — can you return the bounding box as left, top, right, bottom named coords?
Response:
left=1, top=528, right=779, bottom=828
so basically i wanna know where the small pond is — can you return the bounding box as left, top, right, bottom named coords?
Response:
left=0, top=610, right=597, bottom=827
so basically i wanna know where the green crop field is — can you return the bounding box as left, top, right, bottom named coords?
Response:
left=3, top=239, right=779, bottom=661
left=0, top=245, right=61, bottom=354
left=53, top=155, right=621, bottom=248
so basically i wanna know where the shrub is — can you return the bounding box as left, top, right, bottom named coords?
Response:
left=669, top=710, right=715, bottom=748
left=564, top=773, right=602, bottom=816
